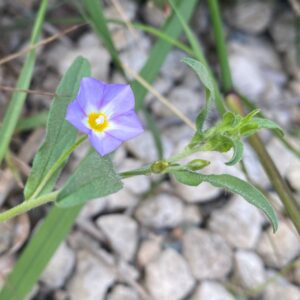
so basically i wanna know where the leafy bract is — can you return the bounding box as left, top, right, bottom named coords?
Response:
left=56, top=150, right=123, bottom=207
left=24, top=57, right=91, bottom=200
left=225, top=139, right=244, bottom=166
left=173, top=170, right=278, bottom=232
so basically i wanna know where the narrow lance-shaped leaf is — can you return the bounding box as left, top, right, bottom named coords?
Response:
left=173, top=170, right=278, bottom=232
left=182, top=57, right=216, bottom=131
left=56, top=150, right=123, bottom=207
left=225, top=139, right=244, bottom=166
left=24, top=57, right=91, bottom=200
left=247, top=117, right=284, bottom=137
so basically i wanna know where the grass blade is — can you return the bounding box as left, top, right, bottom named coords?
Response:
left=0, top=0, right=48, bottom=165
left=0, top=205, right=83, bottom=300
left=79, top=0, right=124, bottom=74
left=132, top=0, right=198, bottom=110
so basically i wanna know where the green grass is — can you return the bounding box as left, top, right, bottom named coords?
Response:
left=0, top=0, right=48, bottom=165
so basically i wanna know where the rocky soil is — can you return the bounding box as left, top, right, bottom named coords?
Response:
left=1, top=0, right=300, bottom=299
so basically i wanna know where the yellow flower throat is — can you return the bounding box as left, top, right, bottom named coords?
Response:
left=88, top=112, right=109, bottom=132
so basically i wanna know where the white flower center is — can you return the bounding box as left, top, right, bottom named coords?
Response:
left=96, top=115, right=105, bottom=125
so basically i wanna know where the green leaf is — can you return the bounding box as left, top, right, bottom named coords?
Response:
left=250, top=117, right=284, bottom=137
left=172, top=170, right=278, bottom=232
left=24, top=57, right=91, bottom=200
left=173, top=169, right=204, bottom=186
left=0, top=0, right=48, bottom=165
left=225, top=139, right=244, bottom=166
left=182, top=57, right=215, bottom=131
left=240, top=109, right=260, bottom=124
left=56, top=150, right=123, bottom=207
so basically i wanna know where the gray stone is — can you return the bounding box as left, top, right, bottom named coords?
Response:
left=142, top=2, right=165, bottom=27
left=41, top=242, right=75, bottom=289
left=224, top=0, right=274, bottom=34
left=135, top=194, right=184, bottom=229
left=137, top=237, right=161, bottom=267
left=287, top=167, right=300, bottom=192
left=209, top=195, right=264, bottom=249
left=119, top=159, right=151, bottom=194
left=267, top=137, right=300, bottom=178
left=48, top=37, right=110, bottom=81
left=228, top=39, right=285, bottom=104
left=97, top=214, right=138, bottom=261
left=233, top=250, right=266, bottom=290
left=182, top=205, right=203, bottom=225
left=79, top=188, right=138, bottom=220
left=270, top=11, right=295, bottom=51
left=191, top=281, right=235, bottom=300
left=293, top=262, right=300, bottom=285
left=107, top=285, right=139, bottom=300
left=152, top=87, right=202, bottom=121
left=258, top=221, right=300, bottom=268
left=263, top=272, right=300, bottom=300
left=161, top=50, right=189, bottom=81
left=145, top=248, right=195, bottom=300
left=183, top=228, right=233, bottom=280
left=68, top=250, right=115, bottom=300
left=243, top=144, right=270, bottom=188
left=125, top=131, right=173, bottom=164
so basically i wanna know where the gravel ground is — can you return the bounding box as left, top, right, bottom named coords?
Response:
left=1, top=1, right=300, bottom=299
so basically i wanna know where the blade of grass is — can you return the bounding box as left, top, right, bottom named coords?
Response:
left=0, top=1, right=199, bottom=297
left=79, top=0, right=124, bottom=75
left=132, top=0, right=198, bottom=110
left=0, top=205, right=83, bottom=300
left=0, top=0, right=48, bottom=165
left=15, top=111, right=48, bottom=132
left=207, top=0, right=233, bottom=92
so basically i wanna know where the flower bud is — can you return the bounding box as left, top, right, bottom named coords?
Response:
left=151, top=160, right=170, bottom=174
left=186, top=159, right=210, bottom=171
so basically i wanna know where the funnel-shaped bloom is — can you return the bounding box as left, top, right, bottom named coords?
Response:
left=66, top=77, right=144, bottom=156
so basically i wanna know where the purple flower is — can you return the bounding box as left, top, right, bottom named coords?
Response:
left=66, top=77, right=144, bottom=156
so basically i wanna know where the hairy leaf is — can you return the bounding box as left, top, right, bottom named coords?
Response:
left=57, top=150, right=123, bottom=207
left=24, top=57, right=91, bottom=200
left=173, top=170, right=278, bottom=232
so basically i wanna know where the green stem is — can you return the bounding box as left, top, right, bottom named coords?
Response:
left=29, top=135, right=87, bottom=200
left=249, top=134, right=300, bottom=232
left=119, top=165, right=152, bottom=178
left=0, top=191, right=58, bottom=223
left=207, top=0, right=233, bottom=92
